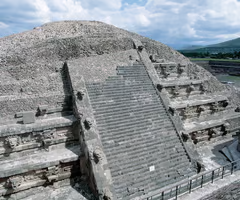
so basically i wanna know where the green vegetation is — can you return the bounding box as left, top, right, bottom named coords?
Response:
left=179, top=51, right=240, bottom=59
left=190, top=58, right=240, bottom=62
left=207, top=38, right=240, bottom=48
left=178, top=37, right=240, bottom=55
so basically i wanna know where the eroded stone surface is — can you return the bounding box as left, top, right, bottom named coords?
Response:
left=1, top=20, right=240, bottom=200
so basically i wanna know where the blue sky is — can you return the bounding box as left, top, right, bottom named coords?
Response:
left=1, top=0, right=240, bottom=49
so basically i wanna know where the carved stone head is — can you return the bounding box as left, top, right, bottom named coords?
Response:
left=84, top=118, right=92, bottom=130
left=100, top=188, right=113, bottom=200
left=93, top=147, right=103, bottom=164
left=77, top=90, right=84, bottom=101
left=7, top=177, right=22, bottom=189
left=138, top=45, right=144, bottom=51
left=5, top=137, right=20, bottom=149
left=187, top=84, right=195, bottom=93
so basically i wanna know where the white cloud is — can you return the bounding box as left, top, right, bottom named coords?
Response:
left=81, top=0, right=122, bottom=10
left=1, top=0, right=240, bottom=48
left=32, top=0, right=51, bottom=23
left=0, top=22, right=8, bottom=29
left=138, top=14, right=151, bottom=26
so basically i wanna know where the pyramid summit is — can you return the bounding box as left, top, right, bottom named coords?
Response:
left=0, top=21, right=240, bottom=200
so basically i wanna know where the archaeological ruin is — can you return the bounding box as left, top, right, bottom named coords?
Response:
left=1, top=21, right=240, bottom=200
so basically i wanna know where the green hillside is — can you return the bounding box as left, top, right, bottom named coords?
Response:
left=179, top=38, right=240, bottom=54
left=207, top=38, right=240, bottom=48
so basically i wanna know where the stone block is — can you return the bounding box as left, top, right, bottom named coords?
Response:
left=38, top=105, right=48, bottom=116
left=22, top=112, right=35, bottom=124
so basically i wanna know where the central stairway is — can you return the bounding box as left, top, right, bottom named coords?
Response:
left=86, top=63, right=196, bottom=199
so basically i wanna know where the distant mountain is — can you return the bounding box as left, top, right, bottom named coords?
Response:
left=181, top=45, right=204, bottom=50
left=179, top=38, right=240, bottom=54
left=206, top=38, right=240, bottom=48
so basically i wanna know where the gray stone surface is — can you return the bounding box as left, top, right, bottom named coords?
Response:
left=86, top=63, right=196, bottom=199
left=22, top=111, right=35, bottom=124
left=199, top=180, right=240, bottom=200
left=0, top=145, right=80, bottom=178
left=1, top=20, right=240, bottom=200
left=0, top=178, right=95, bottom=200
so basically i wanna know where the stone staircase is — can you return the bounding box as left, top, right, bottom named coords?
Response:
left=86, top=63, right=195, bottom=199
left=152, top=59, right=240, bottom=144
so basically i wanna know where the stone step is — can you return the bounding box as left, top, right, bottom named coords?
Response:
left=102, top=129, right=179, bottom=149
left=86, top=81, right=153, bottom=91
left=101, top=132, right=177, bottom=150
left=103, top=79, right=150, bottom=85
left=0, top=144, right=81, bottom=178
left=88, top=82, right=154, bottom=91
left=116, top=67, right=146, bottom=70
left=90, top=97, right=160, bottom=107
left=114, top=160, right=191, bottom=194
left=105, top=75, right=149, bottom=82
left=88, top=89, right=156, bottom=100
left=117, top=71, right=148, bottom=75
left=92, top=103, right=164, bottom=115
left=116, top=69, right=148, bottom=74
left=114, top=169, right=189, bottom=197
left=102, top=131, right=180, bottom=154
left=145, top=173, right=195, bottom=199
left=96, top=115, right=170, bottom=130
left=117, top=65, right=145, bottom=69
left=101, top=128, right=177, bottom=144
left=105, top=76, right=124, bottom=80
left=107, top=142, right=186, bottom=166
left=94, top=109, right=166, bottom=122
left=108, top=148, right=187, bottom=177
left=95, top=112, right=167, bottom=126
left=112, top=158, right=191, bottom=197
left=104, top=135, right=183, bottom=162
left=115, top=168, right=190, bottom=199
left=98, top=119, right=174, bottom=136
left=93, top=109, right=165, bottom=121
left=94, top=107, right=166, bottom=122
left=104, top=141, right=181, bottom=163
left=88, top=91, right=158, bottom=103
left=90, top=96, right=161, bottom=108
left=87, top=84, right=154, bottom=95
left=88, top=82, right=153, bottom=89
left=100, top=123, right=175, bottom=141
left=118, top=75, right=150, bottom=79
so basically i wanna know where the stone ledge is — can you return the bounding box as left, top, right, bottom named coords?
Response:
left=0, top=115, right=76, bottom=137
left=170, top=95, right=228, bottom=109
left=159, top=79, right=203, bottom=88
left=0, top=145, right=80, bottom=178
left=0, top=92, right=69, bottom=101
left=184, top=113, right=240, bottom=134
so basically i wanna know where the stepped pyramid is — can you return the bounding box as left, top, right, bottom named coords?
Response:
left=0, top=21, right=240, bottom=199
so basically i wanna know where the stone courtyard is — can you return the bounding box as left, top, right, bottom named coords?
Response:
left=0, top=21, right=240, bottom=200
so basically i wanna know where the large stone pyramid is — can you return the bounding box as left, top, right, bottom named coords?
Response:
left=0, top=21, right=240, bottom=200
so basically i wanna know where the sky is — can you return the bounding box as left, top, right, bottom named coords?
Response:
left=1, top=0, right=240, bottom=49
